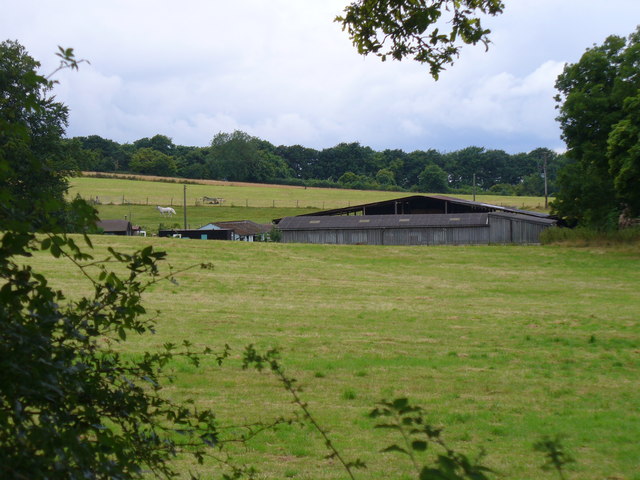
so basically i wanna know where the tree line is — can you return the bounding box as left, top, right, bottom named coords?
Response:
left=63, top=131, right=567, bottom=197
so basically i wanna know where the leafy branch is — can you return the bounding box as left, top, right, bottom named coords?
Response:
left=46, top=46, right=90, bottom=80
left=336, top=0, right=504, bottom=78
left=242, top=345, right=366, bottom=479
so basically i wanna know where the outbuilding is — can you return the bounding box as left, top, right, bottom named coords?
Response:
left=198, top=220, right=272, bottom=242
left=158, top=228, right=232, bottom=240
left=96, top=219, right=133, bottom=236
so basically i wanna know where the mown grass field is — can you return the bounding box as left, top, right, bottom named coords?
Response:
left=23, top=233, right=640, bottom=480
left=68, top=174, right=552, bottom=233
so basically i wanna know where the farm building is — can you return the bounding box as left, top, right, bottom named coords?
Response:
left=275, top=195, right=557, bottom=246
left=96, top=219, right=133, bottom=236
left=158, top=220, right=271, bottom=241
left=198, top=220, right=272, bottom=242
left=158, top=228, right=232, bottom=240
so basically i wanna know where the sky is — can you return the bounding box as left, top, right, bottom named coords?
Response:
left=3, top=1, right=640, bottom=154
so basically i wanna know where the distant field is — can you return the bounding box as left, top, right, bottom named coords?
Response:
left=68, top=174, right=551, bottom=232
left=24, top=235, right=640, bottom=480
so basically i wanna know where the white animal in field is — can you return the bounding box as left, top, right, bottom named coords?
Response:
left=156, top=206, right=176, bottom=217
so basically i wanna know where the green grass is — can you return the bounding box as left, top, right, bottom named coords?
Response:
left=542, top=226, right=640, bottom=247
left=69, top=177, right=544, bottom=218
left=90, top=204, right=314, bottom=231
left=22, top=234, right=640, bottom=479
left=68, top=175, right=551, bottom=233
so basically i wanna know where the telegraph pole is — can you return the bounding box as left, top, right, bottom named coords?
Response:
left=543, top=153, right=549, bottom=209
left=183, top=184, right=187, bottom=229
left=473, top=173, right=476, bottom=202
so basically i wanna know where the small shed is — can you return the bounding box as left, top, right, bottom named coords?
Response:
left=96, top=219, right=133, bottom=236
left=158, top=229, right=232, bottom=240
left=198, top=220, right=271, bottom=242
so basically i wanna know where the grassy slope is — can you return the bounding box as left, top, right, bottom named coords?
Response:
left=68, top=175, right=551, bottom=233
left=24, top=235, right=640, bottom=480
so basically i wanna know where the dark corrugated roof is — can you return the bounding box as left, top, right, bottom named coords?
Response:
left=203, top=220, right=271, bottom=236
left=277, top=211, right=556, bottom=231
left=429, top=195, right=551, bottom=218
left=96, top=219, right=131, bottom=232
left=489, top=211, right=557, bottom=225
left=273, top=195, right=554, bottom=223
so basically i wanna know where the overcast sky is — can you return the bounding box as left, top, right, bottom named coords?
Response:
left=4, top=1, right=640, bottom=153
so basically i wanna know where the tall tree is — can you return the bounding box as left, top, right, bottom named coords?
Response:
left=417, top=163, right=448, bottom=193
left=129, top=147, right=177, bottom=177
left=0, top=41, right=239, bottom=480
left=399, top=149, right=442, bottom=189
left=0, top=40, right=75, bottom=231
left=275, top=144, right=320, bottom=179
left=607, top=93, right=640, bottom=217
left=133, top=134, right=176, bottom=156
left=553, top=28, right=640, bottom=228
left=75, top=135, right=131, bottom=171
left=314, top=142, right=378, bottom=180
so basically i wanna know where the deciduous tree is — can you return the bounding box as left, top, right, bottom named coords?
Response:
left=553, top=28, right=640, bottom=228
left=607, top=93, right=640, bottom=216
left=0, top=41, right=235, bottom=480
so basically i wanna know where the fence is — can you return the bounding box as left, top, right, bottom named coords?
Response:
left=81, top=195, right=344, bottom=210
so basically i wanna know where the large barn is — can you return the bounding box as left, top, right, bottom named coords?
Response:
left=275, top=195, right=557, bottom=246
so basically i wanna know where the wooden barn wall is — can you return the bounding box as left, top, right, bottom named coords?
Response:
left=382, top=227, right=489, bottom=245
left=488, top=216, right=549, bottom=244
left=282, top=226, right=490, bottom=245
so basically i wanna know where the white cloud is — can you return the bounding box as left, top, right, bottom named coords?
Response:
left=3, top=0, right=639, bottom=153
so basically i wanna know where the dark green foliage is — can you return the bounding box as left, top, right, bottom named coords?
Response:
left=418, top=163, right=448, bottom=193
left=133, top=134, right=176, bottom=156
left=274, top=144, right=320, bottom=179
left=553, top=27, right=640, bottom=228
left=74, top=135, right=132, bottom=171
left=314, top=142, right=379, bottom=180
left=67, top=130, right=557, bottom=195
left=0, top=233, right=227, bottom=479
left=0, top=40, right=75, bottom=232
left=0, top=40, right=237, bottom=480
left=338, top=171, right=377, bottom=189
left=207, top=130, right=294, bottom=183
left=336, top=0, right=505, bottom=79
left=130, top=147, right=178, bottom=176
left=607, top=94, right=640, bottom=216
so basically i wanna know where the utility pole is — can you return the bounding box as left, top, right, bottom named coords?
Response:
left=183, top=184, right=187, bottom=229
left=543, top=153, right=549, bottom=209
left=472, top=173, right=476, bottom=202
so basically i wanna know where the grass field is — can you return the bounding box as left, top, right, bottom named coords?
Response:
left=68, top=174, right=552, bottom=233
left=23, top=234, right=640, bottom=480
